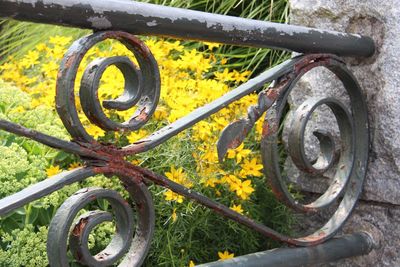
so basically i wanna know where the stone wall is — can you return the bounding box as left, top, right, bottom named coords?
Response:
left=289, top=0, right=400, bottom=266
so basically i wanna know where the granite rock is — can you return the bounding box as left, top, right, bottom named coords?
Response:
left=288, top=0, right=400, bottom=205
left=286, top=1, right=400, bottom=265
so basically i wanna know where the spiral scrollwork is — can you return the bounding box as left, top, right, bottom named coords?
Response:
left=47, top=179, right=154, bottom=267
left=56, top=31, right=160, bottom=142
left=261, top=55, right=369, bottom=245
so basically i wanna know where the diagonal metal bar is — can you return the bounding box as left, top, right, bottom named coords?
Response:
left=94, top=162, right=294, bottom=245
left=0, top=0, right=374, bottom=56
left=0, top=119, right=109, bottom=161
left=0, top=167, right=96, bottom=217
left=120, top=55, right=300, bottom=155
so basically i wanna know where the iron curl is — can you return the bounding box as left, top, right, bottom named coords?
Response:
left=56, top=31, right=160, bottom=143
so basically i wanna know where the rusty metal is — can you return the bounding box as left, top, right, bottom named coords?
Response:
left=217, top=76, right=292, bottom=162
left=261, top=54, right=369, bottom=244
left=0, top=1, right=374, bottom=266
left=56, top=31, right=160, bottom=143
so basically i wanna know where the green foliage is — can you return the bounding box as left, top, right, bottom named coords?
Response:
left=0, top=225, right=49, bottom=267
left=145, top=177, right=295, bottom=266
left=0, top=143, right=33, bottom=197
left=0, top=80, right=30, bottom=112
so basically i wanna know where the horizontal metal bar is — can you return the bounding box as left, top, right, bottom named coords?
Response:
left=196, top=232, right=375, bottom=267
left=0, top=0, right=374, bottom=56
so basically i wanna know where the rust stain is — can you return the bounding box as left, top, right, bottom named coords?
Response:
left=262, top=118, right=278, bottom=137
left=72, top=217, right=89, bottom=237
left=74, top=250, right=83, bottom=262
left=132, top=108, right=148, bottom=121
left=269, top=183, right=285, bottom=201
left=228, top=137, right=242, bottom=149
left=299, top=231, right=327, bottom=244
left=294, top=54, right=332, bottom=75
left=64, top=53, right=78, bottom=69
left=103, top=31, right=151, bottom=58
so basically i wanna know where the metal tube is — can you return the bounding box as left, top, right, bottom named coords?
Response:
left=0, top=0, right=374, bottom=56
left=196, top=232, right=375, bottom=267
left=0, top=167, right=95, bottom=216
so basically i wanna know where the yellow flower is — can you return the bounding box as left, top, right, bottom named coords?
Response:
left=20, top=50, right=40, bottom=69
left=230, top=204, right=244, bottom=214
left=35, top=43, right=48, bottom=52
left=171, top=208, right=177, bottom=222
left=130, top=159, right=141, bottom=165
left=203, top=177, right=220, bottom=188
left=192, top=121, right=213, bottom=141
left=127, top=129, right=148, bottom=144
left=164, top=190, right=184, bottom=203
left=240, top=158, right=263, bottom=177
left=49, top=36, right=72, bottom=45
left=85, top=124, right=105, bottom=139
left=46, top=165, right=61, bottom=177
left=204, top=42, right=221, bottom=50
left=214, top=68, right=235, bottom=83
left=222, top=174, right=244, bottom=194
left=218, top=250, right=234, bottom=260
left=68, top=162, right=82, bottom=170
left=10, top=106, right=25, bottom=114
left=189, top=260, right=195, bottom=267
left=233, top=70, right=251, bottom=83
left=227, top=143, right=251, bottom=163
left=154, top=105, right=169, bottom=121
left=255, top=119, right=264, bottom=138
left=231, top=179, right=255, bottom=200
left=165, top=166, right=193, bottom=188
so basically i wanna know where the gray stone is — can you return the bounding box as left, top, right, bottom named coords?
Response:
left=288, top=0, right=400, bottom=206
left=340, top=203, right=400, bottom=267
left=286, top=1, right=400, bottom=265
left=295, top=199, right=400, bottom=267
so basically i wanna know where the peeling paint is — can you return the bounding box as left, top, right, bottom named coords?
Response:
left=146, top=20, right=157, bottom=27
left=87, top=16, right=112, bottom=29
left=0, top=0, right=375, bottom=56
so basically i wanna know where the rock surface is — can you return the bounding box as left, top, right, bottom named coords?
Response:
left=296, top=198, right=400, bottom=267
left=287, top=0, right=400, bottom=265
left=289, top=0, right=400, bottom=205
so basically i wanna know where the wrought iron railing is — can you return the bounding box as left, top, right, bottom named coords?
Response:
left=0, top=0, right=376, bottom=266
